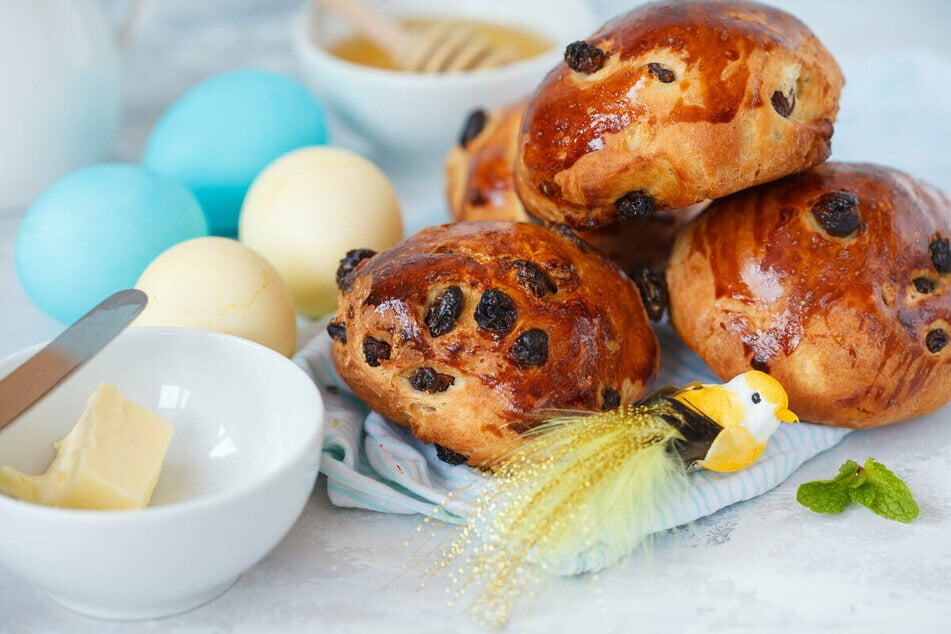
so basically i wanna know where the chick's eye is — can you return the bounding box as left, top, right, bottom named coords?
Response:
left=751, top=392, right=762, bottom=404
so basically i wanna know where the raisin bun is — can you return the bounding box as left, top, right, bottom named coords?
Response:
left=667, top=162, right=951, bottom=428
left=445, top=101, right=527, bottom=223
left=445, top=101, right=707, bottom=274
left=329, top=221, right=660, bottom=467
left=514, top=0, right=844, bottom=229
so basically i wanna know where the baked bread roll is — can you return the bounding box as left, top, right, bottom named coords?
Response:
left=514, top=0, right=844, bottom=229
left=445, top=101, right=706, bottom=274
left=667, top=162, right=951, bottom=428
left=329, top=221, right=660, bottom=466
left=446, top=101, right=527, bottom=223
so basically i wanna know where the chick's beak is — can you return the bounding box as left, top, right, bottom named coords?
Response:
left=776, top=407, right=798, bottom=423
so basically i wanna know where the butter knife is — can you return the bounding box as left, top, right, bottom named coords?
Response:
left=0, top=289, right=148, bottom=432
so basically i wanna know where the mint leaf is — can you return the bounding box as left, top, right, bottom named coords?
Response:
left=853, top=458, right=920, bottom=523
left=796, top=479, right=851, bottom=514
left=797, top=458, right=918, bottom=523
left=796, top=459, right=860, bottom=513
left=834, top=459, right=862, bottom=482
left=847, top=480, right=876, bottom=507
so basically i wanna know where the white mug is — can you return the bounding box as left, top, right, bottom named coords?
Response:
left=0, top=0, right=144, bottom=210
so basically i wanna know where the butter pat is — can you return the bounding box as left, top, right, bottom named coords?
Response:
left=0, top=383, right=174, bottom=510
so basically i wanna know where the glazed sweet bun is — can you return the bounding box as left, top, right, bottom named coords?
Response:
left=514, top=0, right=844, bottom=229
left=445, top=101, right=527, bottom=223
left=445, top=101, right=707, bottom=274
left=328, top=221, right=661, bottom=466
left=666, top=162, right=951, bottom=428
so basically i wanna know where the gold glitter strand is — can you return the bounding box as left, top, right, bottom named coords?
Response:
left=427, top=401, right=691, bottom=627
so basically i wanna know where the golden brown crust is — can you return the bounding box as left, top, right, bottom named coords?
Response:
left=445, top=101, right=529, bottom=223
left=444, top=100, right=708, bottom=273
left=330, top=221, right=660, bottom=466
left=667, top=162, right=951, bottom=428
left=514, top=0, right=844, bottom=229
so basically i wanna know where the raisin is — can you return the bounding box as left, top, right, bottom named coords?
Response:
left=425, top=286, right=463, bottom=337
left=564, top=40, right=606, bottom=73
left=811, top=191, right=860, bottom=237
left=326, top=321, right=347, bottom=343
left=474, top=289, right=518, bottom=333
left=771, top=88, right=796, bottom=117
left=631, top=267, right=668, bottom=321
left=459, top=109, right=487, bottom=147
left=751, top=355, right=770, bottom=372
left=362, top=336, right=391, bottom=367
left=601, top=387, right=621, bottom=410
left=647, top=62, right=675, bottom=83
left=552, top=224, right=589, bottom=252
left=540, top=180, right=559, bottom=197
left=336, top=249, right=376, bottom=290
left=511, top=260, right=557, bottom=297
left=913, top=276, right=937, bottom=294
left=509, top=328, right=549, bottom=366
left=926, top=328, right=948, bottom=353
left=467, top=188, right=488, bottom=206
left=409, top=367, right=455, bottom=393
left=435, top=444, right=469, bottom=466
left=930, top=236, right=951, bottom=273
left=615, top=190, right=655, bottom=220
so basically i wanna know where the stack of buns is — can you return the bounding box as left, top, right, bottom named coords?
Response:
left=329, top=0, right=951, bottom=466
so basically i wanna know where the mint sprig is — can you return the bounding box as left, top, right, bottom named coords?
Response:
left=796, top=458, right=919, bottom=523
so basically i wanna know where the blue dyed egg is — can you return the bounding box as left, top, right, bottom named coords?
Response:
left=15, top=164, right=208, bottom=323
left=143, top=69, right=330, bottom=236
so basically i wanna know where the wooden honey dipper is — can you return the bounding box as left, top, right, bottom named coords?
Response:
left=318, top=0, right=516, bottom=72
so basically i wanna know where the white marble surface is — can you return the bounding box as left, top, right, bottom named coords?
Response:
left=2, top=1, right=951, bottom=632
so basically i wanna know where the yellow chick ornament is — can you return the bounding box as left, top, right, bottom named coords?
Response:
left=674, top=371, right=798, bottom=472
left=428, top=371, right=797, bottom=627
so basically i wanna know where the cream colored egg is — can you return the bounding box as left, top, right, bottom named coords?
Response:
left=134, top=237, right=298, bottom=357
left=238, top=146, right=403, bottom=318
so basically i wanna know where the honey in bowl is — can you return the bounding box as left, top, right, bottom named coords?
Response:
left=328, top=17, right=553, bottom=71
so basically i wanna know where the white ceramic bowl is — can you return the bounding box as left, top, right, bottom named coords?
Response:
left=0, top=327, right=324, bottom=620
left=291, top=0, right=597, bottom=160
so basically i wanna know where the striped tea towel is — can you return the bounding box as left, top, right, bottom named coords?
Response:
left=293, top=323, right=850, bottom=571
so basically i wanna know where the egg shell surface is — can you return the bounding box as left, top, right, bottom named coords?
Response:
left=15, top=163, right=208, bottom=323
left=143, top=69, right=330, bottom=236
left=239, top=146, right=403, bottom=318
left=133, top=237, right=298, bottom=357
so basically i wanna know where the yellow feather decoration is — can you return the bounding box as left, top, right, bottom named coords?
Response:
left=424, top=371, right=796, bottom=627
left=428, top=401, right=689, bottom=627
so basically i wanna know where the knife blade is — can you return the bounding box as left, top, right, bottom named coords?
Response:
left=0, top=289, right=148, bottom=432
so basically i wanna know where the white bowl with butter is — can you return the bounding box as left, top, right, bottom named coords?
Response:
left=291, top=0, right=597, bottom=160
left=0, top=327, right=324, bottom=620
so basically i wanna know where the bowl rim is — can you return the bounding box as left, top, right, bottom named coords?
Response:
left=291, top=0, right=594, bottom=87
left=0, top=326, right=324, bottom=523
